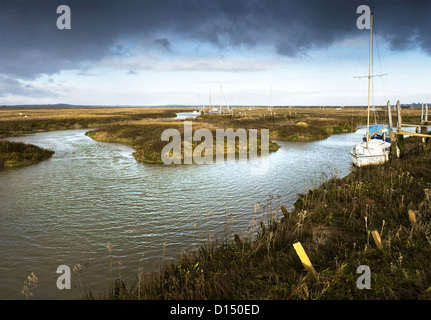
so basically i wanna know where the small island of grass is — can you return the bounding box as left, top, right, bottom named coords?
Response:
left=0, top=140, right=54, bottom=169
left=85, top=120, right=281, bottom=164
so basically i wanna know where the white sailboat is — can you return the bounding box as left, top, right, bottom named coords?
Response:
left=350, top=12, right=391, bottom=167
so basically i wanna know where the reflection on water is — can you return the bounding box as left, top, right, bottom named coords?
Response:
left=0, top=127, right=365, bottom=299
left=174, top=112, right=200, bottom=119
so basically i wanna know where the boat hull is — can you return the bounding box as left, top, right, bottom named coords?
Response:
left=350, top=139, right=391, bottom=167
left=350, top=152, right=388, bottom=167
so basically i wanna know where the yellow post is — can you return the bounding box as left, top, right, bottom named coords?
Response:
left=371, top=230, right=383, bottom=250
left=408, top=209, right=417, bottom=225
left=293, top=242, right=318, bottom=279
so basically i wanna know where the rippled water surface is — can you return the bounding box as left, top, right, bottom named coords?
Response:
left=0, top=127, right=366, bottom=299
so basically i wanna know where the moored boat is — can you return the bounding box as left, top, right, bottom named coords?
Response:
left=351, top=11, right=390, bottom=167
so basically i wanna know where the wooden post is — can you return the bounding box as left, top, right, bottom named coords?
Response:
left=293, top=242, right=318, bottom=279
left=426, top=104, right=429, bottom=149
left=396, top=100, right=405, bottom=157
left=420, top=104, right=429, bottom=150
left=408, top=209, right=417, bottom=225
left=387, top=101, right=397, bottom=159
left=396, top=100, right=402, bottom=132
left=387, top=101, right=393, bottom=137
left=371, top=230, right=383, bottom=250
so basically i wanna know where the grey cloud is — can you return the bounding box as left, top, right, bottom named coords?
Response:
left=0, top=77, right=58, bottom=97
left=154, top=38, right=173, bottom=53
left=0, top=0, right=430, bottom=79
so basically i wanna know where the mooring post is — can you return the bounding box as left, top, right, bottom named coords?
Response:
left=387, top=100, right=397, bottom=159
left=426, top=104, right=429, bottom=150
left=420, top=104, right=429, bottom=151
left=421, top=103, right=424, bottom=122
left=396, top=100, right=405, bottom=157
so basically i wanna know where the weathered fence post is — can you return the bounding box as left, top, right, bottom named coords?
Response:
left=387, top=100, right=397, bottom=159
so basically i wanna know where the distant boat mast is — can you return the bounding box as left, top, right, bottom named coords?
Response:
left=268, top=85, right=273, bottom=112
left=220, top=85, right=222, bottom=114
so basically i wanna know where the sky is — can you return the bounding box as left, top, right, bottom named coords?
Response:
left=0, top=0, right=430, bottom=107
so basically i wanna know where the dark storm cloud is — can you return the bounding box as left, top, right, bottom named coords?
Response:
left=0, top=0, right=430, bottom=79
left=154, top=38, right=173, bottom=53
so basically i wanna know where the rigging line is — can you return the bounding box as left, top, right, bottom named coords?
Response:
left=373, top=15, right=389, bottom=122
left=372, top=34, right=375, bottom=109
left=374, top=19, right=385, bottom=80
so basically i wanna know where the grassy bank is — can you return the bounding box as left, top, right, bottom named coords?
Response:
left=94, top=137, right=431, bottom=300
left=193, top=106, right=421, bottom=141
left=86, top=120, right=281, bottom=163
left=0, top=105, right=421, bottom=142
left=85, top=106, right=422, bottom=164
left=193, top=111, right=353, bottom=141
left=0, top=107, right=178, bottom=138
left=84, top=106, right=365, bottom=163
left=0, top=140, right=54, bottom=168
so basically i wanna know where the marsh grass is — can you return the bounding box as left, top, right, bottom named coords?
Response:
left=0, top=107, right=177, bottom=138
left=21, top=272, right=38, bottom=300
left=86, top=121, right=281, bottom=164
left=6, top=106, right=427, bottom=299
left=72, top=264, right=84, bottom=297
left=87, top=136, right=431, bottom=300
left=0, top=140, right=54, bottom=168
left=84, top=107, right=421, bottom=164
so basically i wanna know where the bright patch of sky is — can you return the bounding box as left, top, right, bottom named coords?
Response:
left=2, top=2, right=431, bottom=107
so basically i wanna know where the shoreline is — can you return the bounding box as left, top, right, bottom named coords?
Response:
left=0, top=140, right=54, bottom=169
left=2, top=106, right=429, bottom=300
left=95, top=135, right=431, bottom=300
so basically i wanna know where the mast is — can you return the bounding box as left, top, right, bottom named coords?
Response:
left=269, top=85, right=273, bottom=112
left=366, top=12, right=373, bottom=148
left=220, top=85, right=222, bottom=114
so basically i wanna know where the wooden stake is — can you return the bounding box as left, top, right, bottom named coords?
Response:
left=396, top=100, right=405, bottom=157
left=421, top=103, right=424, bottom=122
left=396, top=100, right=402, bottom=132
left=371, top=230, right=383, bottom=250
left=293, top=242, right=318, bottom=279
left=408, top=209, right=417, bottom=225
left=426, top=104, right=429, bottom=150
left=387, top=101, right=397, bottom=159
